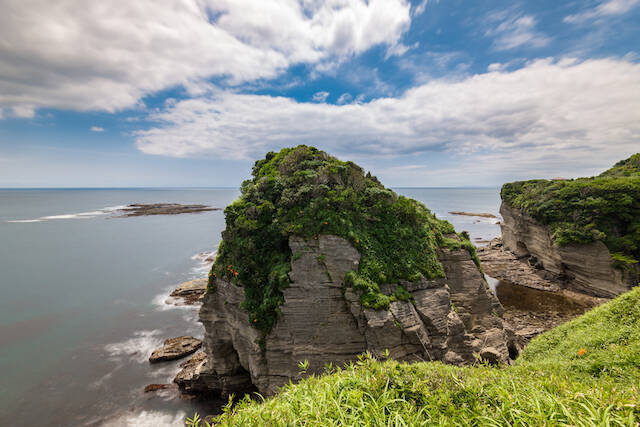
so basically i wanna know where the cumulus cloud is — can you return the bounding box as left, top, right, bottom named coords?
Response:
left=0, top=0, right=411, bottom=116
left=485, top=11, right=550, bottom=51
left=90, top=126, right=104, bottom=132
left=312, top=91, right=330, bottom=103
left=135, top=58, right=640, bottom=175
left=564, top=0, right=640, bottom=23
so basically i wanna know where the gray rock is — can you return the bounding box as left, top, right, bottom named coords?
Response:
left=149, top=336, right=202, bottom=363
left=500, top=203, right=639, bottom=297
left=186, top=234, right=512, bottom=396
left=170, top=278, right=207, bottom=305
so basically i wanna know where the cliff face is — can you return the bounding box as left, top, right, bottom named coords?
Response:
left=501, top=203, right=639, bottom=298
left=178, top=235, right=512, bottom=396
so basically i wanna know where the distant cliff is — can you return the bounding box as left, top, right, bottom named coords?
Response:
left=500, top=154, right=640, bottom=297
left=177, top=146, right=514, bottom=396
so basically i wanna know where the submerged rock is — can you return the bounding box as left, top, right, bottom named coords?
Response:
left=149, top=336, right=202, bottom=363
left=170, top=278, right=207, bottom=305
left=143, top=383, right=178, bottom=393
left=116, top=203, right=219, bottom=217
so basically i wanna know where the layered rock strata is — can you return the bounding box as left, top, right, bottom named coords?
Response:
left=177, top=235, right=513, bottom=396
left=500, top=203, right=639, bottom=298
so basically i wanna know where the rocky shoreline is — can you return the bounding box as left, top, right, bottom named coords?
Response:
left=478, top=237, right=606, bottom=343
left=149, top=236, right=609, bottom=400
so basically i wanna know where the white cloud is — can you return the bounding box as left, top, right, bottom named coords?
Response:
left=90, top=126, right=105, bottom=132
left=413, top=0, right=429, bottom=16
left=485, top=12, right=550, bottom=51
left=337, top=93, right=353, bottom=104
left=565, top=0, right=640, bottom=23
left=135, top=57, right=640, bottom=176
left=312, top=91, right=330, bottom=103
left=0, top=0, right=411, bottom=116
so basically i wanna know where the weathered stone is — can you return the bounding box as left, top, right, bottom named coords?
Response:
left=170, top=278, right=207, bottom=305
left=500, top=203, right=639, bottom=297
left=185, top=234, right=512, bottom=396
left=149, top=336, right=202, bottom=363
left=144, top=383, right=178, bottom=393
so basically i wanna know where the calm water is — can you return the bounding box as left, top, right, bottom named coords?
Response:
left=0, top=187, right=502, bottom=426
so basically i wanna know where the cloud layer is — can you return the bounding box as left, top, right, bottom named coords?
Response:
left=0, top=0, right=410, bottom=116
left=136, top=57, right=640, bottom=175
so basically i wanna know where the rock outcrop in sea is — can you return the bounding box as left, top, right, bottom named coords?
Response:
left=176, top=146, right=514, bottom=397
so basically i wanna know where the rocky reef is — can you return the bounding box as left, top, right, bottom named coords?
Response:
left=177, top=146, right=514, bottom=397
left=499, top=153, right=640, bottom=298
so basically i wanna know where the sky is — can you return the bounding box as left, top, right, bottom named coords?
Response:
left=1, top=0, right=639, bottom=188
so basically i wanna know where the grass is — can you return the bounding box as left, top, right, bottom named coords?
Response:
left=210, top=146, right=476, bottom=337
left=186, top=287, right=640, bottom=426
left=500, top=153, right=640, bottom=265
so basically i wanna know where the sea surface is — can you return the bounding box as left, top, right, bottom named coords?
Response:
left=0, top=187, right=502, bottom=426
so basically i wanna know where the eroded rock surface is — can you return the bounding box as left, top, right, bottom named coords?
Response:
left=149, top=336, right=202, bottom=363
left=179, top=235, right=513, bottom=396
left=500, top=203, right=639, bottom=297
left=170, top=278, right=207, bottom=305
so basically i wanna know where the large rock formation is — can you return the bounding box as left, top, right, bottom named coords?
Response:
left=176, top=234, right=512, bottom=396
left=501, top=203, right=639, bottom=298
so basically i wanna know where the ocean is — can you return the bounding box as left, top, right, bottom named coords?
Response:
left=0, top=187, right=501, bottom=426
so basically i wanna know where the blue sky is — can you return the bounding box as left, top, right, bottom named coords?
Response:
left=1, top=0, right=639, bottom=187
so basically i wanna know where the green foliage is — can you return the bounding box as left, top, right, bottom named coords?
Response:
left=187, top=287, right=640, bottom=426
left=212, top=146, right=457, bottom=335
left=501, top=153, right=640, bottom=264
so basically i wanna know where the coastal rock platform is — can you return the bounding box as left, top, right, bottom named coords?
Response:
left=149, top=336, right=202, bottom=363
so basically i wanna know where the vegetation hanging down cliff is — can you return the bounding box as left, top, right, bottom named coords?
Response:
left=188, top=287, right=640, bottom=426
left=501, top=153, right=640, bottom=266
left=210, top=145, right=475, bottom=335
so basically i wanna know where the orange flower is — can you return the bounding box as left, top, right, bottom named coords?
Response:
left=578, top=348, right=587, bottom=356
left=356, top=239, right=359, bottom=244
left=324, top=221, right=328, bottom=225
left=253, top=318, right=258, bottom=323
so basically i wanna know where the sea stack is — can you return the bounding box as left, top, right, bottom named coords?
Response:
left=177, top=146, right=514, bottom=396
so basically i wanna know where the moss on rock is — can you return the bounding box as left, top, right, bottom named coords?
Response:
left=210, top=145, right=471, bottom=335
left=501, top=153, right=640, bottom=265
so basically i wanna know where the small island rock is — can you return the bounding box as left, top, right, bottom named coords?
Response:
left=149, top=336, right=202, bottom=363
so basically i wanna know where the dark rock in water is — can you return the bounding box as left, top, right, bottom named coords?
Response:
left=144, top=383, right=178, bottom=393
left=173, top=351, right=207, bottom=390
left=149, top=336, right=202, bottom=363
left=170, top=279, right=207, bottom=305
left=449, top=211, right=497, bottom=218
left=116, top=203, right=220, bottom=217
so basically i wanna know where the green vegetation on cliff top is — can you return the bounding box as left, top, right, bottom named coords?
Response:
left=189, top=286, right=640, bottom=426
left=210, top=145, right=475, bottom=335
left=501, top=153, right=640, bottom=265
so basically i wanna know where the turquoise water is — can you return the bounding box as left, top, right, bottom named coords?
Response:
left=0, top=187, right=500, bottom=426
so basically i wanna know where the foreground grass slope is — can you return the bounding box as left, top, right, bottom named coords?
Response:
left=500, top=153, right=640, bottom=266
left=188, top=287, right=640, bottom=426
